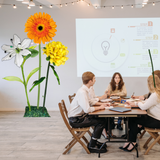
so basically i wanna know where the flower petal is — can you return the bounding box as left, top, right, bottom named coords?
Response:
left=20, top=49, right=31, bottom=56
left=15, top=54, right=23, bottom=67
left=13, top=35, right=21, bottom=47
left=21, top=39, right=31, bottom=49
left=1, top=45, right=15, bottom=53
left=2, top=51, right=16, bottom=61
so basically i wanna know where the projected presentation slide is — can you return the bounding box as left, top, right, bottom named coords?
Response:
left=76, top=18, right=160, bottom=77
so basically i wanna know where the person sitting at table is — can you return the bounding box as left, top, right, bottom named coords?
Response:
left=68, top=71, right=110, bottom=153
left=88, top=86, right=114, bottom=138
left=120, top=74, right=160, bottom=152
left=131, top=70, right=160, bottom=134
left=131, top=70, right=160, bottom=101
left=105, top=72, right=127, bottom=131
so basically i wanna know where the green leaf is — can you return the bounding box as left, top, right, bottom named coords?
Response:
left=27, top=48, right=39, bottom=58
left=50, top=65, right=60, bottom=85
left=46, top=56, right=50, bottom=61
left=29, top=77, right=45, bottom=92
left=3, top=76, right=23, bottom=84
left=43, top=47, right=46, bottom=49
left=29, top=45, right=37, bottom=49
left=24, top=54, right=31, bottom=60
left=148, top=49, right=156, bottom=88
left=26, top=67, right=39, bottom=84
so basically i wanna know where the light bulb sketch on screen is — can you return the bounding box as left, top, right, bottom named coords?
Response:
left=101, top=41, right=110, bottom=55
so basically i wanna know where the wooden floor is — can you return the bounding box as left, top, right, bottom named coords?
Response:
left=0, top=111, right=160, bottom=160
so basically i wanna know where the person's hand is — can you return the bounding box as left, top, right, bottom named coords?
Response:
left=103, top=103, right=110, bottom=107
left=125, top=101, right=136, bottom=107
left=131, top=95, right=136, bottom=99
left=99, top=104, right=106, bottom=110
left=101, top=93, right=107, bottom=100
left=139, top=96, right=144, bottom=100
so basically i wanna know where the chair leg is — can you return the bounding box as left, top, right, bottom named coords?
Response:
left=87, top=130, right=92, bottom=137
left=73, top=131, right=90, bottom=154
left=144, top=135, right=160, bottom=155
left=153, top=133, right=160, bottom=144
left=139, top=130, right=146, bottom=139
left=65, top=138, right=76, bottom=149
left=63, top=138, right=77, bottom=154
left=82, top=135, right=89, bottom=144
left=65, top=131, right=83, bottom=149
left=143, top=136, right=153, bottom=148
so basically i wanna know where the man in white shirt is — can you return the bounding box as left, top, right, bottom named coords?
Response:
left=68, top=72, right=109, bottom=153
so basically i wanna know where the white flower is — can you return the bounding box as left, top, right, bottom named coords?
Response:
left=1, top=34, right=31, bottom=67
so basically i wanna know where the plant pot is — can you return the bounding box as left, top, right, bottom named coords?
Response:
left=24, top=106, right=50, bottom=117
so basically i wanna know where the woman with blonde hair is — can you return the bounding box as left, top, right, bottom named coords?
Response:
left=120, top=75, right=160, bottom=152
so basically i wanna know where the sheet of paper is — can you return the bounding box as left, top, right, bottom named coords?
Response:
left=105, top=106, right=114, bottom=109
left=100, top=99, right=112, bottom=102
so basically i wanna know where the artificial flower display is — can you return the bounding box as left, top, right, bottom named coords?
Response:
left=25, top=12, right=57, bottom=44
left=1, top=35, right=40, bottom=113
left=43, top=41, right=69, bottom=66
left=1, top=34, right=31, bottom=67
left=42, top=41, right=69, bottom=109
left=25, top=12, right=57, bottom=109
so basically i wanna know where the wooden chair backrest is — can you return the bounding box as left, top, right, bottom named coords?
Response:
left=59, top=100, right=72, bottom=132
left=68, top=93, right=76, bottom=103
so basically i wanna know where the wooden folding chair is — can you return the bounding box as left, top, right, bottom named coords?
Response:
left=68, top=93, right=76, bottom=103
left=68, top=94, right=92, bottom=137
left=143, top=127, right=160, bottom=155
left=59, top=100, right=91, bottom=154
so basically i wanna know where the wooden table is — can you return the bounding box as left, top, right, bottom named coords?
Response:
left=89, top=103, right=147, bottom=158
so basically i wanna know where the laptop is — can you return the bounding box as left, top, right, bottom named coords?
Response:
left=109, top=107, right=131, bottom=113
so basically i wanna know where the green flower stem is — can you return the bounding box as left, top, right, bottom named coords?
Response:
left=148, top=49, right=156, bottom=88
left=37, top=44, right=41, bottom=109
left=43, top=62, right=50, bottom=110
left=21, top=65, right=31, bottom=111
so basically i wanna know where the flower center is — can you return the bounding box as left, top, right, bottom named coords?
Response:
left=15, top=48, right=21, bottom=53
left=37, top=24, right=44, bottom=32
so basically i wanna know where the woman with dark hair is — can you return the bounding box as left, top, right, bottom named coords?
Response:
left=105, top=72, right=127, bottom=97
left=106, top=72, right=127, bottom=130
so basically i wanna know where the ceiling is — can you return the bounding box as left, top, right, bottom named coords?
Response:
left=0, top=0, right=153, bottom=9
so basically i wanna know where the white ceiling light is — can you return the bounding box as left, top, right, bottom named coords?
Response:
left=39, top=5, right=43, bottom=9
left=29, top=0, right=35, bottom=6
left=22, top=0, right=29, bottom=4
left=13, top=4, right=17, bottom=9
left=28, top=5, right=31, bottom=9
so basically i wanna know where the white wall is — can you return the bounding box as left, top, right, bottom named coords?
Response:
left=0, top=0, right=158, bottom=111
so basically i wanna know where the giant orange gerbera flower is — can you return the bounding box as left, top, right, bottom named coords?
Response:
left=25, top=12, right=57, bottom=44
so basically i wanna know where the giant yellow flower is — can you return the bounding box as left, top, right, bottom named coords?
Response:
left=43, top=41, right=69, bottom=66
left=25, top=12, right=57, bottom=44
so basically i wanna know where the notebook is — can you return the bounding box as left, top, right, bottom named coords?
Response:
left=109, top=107, right=131, bottom=113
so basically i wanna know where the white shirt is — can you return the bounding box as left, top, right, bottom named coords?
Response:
left=138, top=92, right=160, bottom=121
left=88, top=86, right=99, bottom=105
left=68, top=85, right=95, bottom=118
